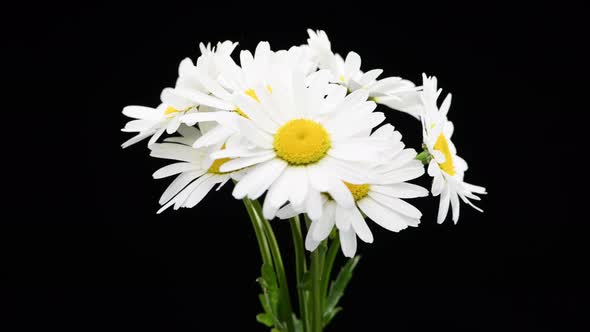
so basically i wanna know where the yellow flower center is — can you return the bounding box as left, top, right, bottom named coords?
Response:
left=165, top=106, right=179, bottom=116
left=344, top=181, right=370, bottom=201
left=207, top=157, right=232, bottom=174
left=433, top=134, right=456, bottom=175
left=273, top=119, right=331, bottom=165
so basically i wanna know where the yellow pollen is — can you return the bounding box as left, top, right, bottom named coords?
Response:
left=434, top=134, right=456, bottom=175
left=344, top=182, right=370, bottom=201
left=339, top=75, right=346, bottom=82
left=164, top=106, right=179, bottom=116
left=244, top=88, right=260, bottom=102
left=207, top=157, right=231, bottom=174
left=273, top=119, right=331, bottom=165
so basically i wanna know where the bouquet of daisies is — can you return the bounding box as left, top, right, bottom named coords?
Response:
left=121, top=29, right=486, bottom=332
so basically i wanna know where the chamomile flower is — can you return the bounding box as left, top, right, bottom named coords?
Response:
left=419, top=74, right=487, bottom=223
left=278, top=124, right=427, bottom=257
left=149, top=125, right=245, bottom=214
left=306, top=29, right=421, bottom=117
left=213, top=65, right=395, bottom=221
left=121, top=88, right=198, bottom=148
left=180, top=42, right=333, bottom=149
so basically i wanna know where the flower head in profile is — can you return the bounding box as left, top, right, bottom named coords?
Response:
left=120, top=88, right=199, bottom=148
left=306, top=29, right=422, bottom=117
left=419, top=74, right=487, bottom=223
left=278, top=124, right=427, bottom=257
left=149, top=125, right=245, bottom=213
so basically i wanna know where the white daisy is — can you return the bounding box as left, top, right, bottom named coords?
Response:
left=121, top=88, right=198, bottom=148
left=180, top=42, right=333, bottom=149
left=149, top=125, right=244, bottom=214
left=306, top=29, right=422, bottom=117
left=213, top=64, right=396, bottom=221
left=121, top=42, right=240, bottom=149
left=277, top=124, right=427, bottom=257
left=419, top=74, right=487, bottom=223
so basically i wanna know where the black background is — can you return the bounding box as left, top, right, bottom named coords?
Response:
left=2, top=3, right=586, bottom=331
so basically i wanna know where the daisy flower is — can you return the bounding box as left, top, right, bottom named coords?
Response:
left=180, top=42, right=332, bottom=149
left=419, top=74, right=487, bottom=223
left=306, top=29, right=422, bottom=117
left=149, top=125, right=244, bottom=214
left=121, top=88, right=198, bottom=148
left=213, top=64, right=395, bottom=221
left=121, top=42, right=240, bottom=149
left=277, top=124, right=428, bottom=257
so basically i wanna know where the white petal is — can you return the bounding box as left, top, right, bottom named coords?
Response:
left=368, top=192, right=422, bottom=218
left=237, top=118, right=273, bottom=149
left=147, top=128, right=166, bottom=146
left=305, top=220, right=321, bottom=252
left=304, top=189, right=323, bottom=220
left=153, top=162, right=199, bottom=179
left=192, top=125, right=235, bottom=149
left=219, top=152, right=275, bottom=173
left=450, top=190, right=460, bottom=223
left=335, top=204, right=352, bottom=231
left=122, top=106, right=159, bottom=120
left=232, top=158, right=287, bottom=199
left=312, top=201, right=336, bottom=241
left=287, top=166, right=308, bottom=207
left=357, top=197, right=412, bottom=232
left=183, top=175, right=220, bottom=208
left=158, top=171, right=204, bottom=204
left=350, top=206, right=373, bottom=243
left=428, top=160, right=441, bottom=177
left=370, top=183, right=429, bottom=199
left=431, top=174, right=445, bottom=196
left=339, top=227, right=357, bottom=258
left=121, top=130, right=156, bottom=148
left=437, top=187, right=451, bottom=224
left=276, top=204, right=299, bottom=219
left=344, top=51, right=361, bottom=78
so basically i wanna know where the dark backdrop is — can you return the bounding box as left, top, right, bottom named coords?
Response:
left=2, top=3, right=586, bottom=331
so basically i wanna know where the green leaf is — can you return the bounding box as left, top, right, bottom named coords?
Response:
left=292, top=314, right=304, bottom=332
left=256, top=313, right=274, bottom=327
left=257, top=263, right=283, bottom=329
left=324, top=256, right=360, bottom=324
left=323, top=306, right=342, bottom=325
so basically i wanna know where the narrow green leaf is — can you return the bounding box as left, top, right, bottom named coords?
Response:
left=256, top=313, right=274, bottom=327
left=323, top=306, right=342, bottom=325
left=324, top=256, right=360, bottom=317
left=292, top=314, right=304, bottom=332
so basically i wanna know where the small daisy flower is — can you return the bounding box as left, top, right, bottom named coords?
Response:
left=121, top=88, right=198, bottom=148
left=306, top=29, right=422, bottom=117
left=419, top=74, right=487, bottom=223
left=149, top=125, right=245, bottom=214
left=215, top=65, right=395, bottom=221
left=278, top=124, right=427, bottom=257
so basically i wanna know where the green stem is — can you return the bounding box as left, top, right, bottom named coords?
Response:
left=252, top=200, right=294, bottom=332
left=321, top=236, right=340, bottom=301
left=242, top=198, right=272, bottom=267
left=311, top=244, right=323, bottom=332
left=290, top=215, right=308, bottom=331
